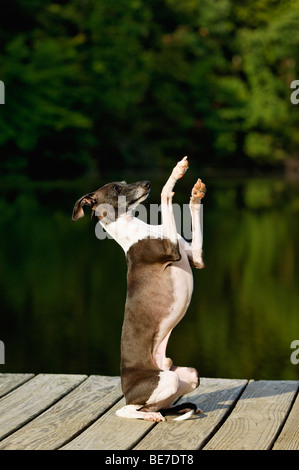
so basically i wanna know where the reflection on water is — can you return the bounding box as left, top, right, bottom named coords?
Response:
left=0, top=175, right=298, bottom=380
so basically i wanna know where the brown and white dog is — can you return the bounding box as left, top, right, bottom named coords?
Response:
left=72, top=157, right=206, bottom=422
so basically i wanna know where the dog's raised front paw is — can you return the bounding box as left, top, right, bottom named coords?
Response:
left=190, top=178, right=206, bottom=205
left=172, top=156, right=188, bottom=180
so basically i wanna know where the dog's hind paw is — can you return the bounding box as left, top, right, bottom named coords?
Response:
left=143, top=412, right=165, bottom=422
left=116, top=405, right=166, bottom=422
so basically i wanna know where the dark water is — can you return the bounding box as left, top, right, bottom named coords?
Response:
left=0, top=173, right=299, bottom=380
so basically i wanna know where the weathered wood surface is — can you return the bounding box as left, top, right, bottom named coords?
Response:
left=203, top=380, right=298, bottom=450
left=0, top=373, right=34, bottom=398
left=0, top=375, right=121, bottom=450
left=0, top=374, right=86, bottom=441
left=272, top=391, right=299, bottom=450
left=62, top=397, right=157, bottom=450
left=0, top=374, right=298, bottom=450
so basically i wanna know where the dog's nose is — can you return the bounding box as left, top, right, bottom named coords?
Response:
left=141, top=181, right=151, bottom=189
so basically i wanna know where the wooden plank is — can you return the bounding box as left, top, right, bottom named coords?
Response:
left=0, top=373, right=34, bottom=398
left=0, top=375, right=122, bottom=450
left=203, top=380, right=299, bottom=450
left=61, top=397, right=157, bottom=450
left=272, top=391, right=299, bottom=450
left=63, top=378, right=248, bottom=451
left=0, top=373, right=86, bottom=441
left=134, top=378, right=248, bottom=450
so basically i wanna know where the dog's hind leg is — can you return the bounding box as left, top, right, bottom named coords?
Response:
left=117, top=370, right=181, bottom=421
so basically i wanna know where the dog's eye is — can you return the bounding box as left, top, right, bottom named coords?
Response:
left=114, top=185, right=121, bottom=194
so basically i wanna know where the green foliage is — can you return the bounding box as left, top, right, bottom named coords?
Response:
left=0, top=0, right=298, bottom=178
left=238, top=4, right=299, bottom=163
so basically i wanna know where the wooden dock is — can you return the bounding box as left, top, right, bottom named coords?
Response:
left=0, top=373, right=298, bottom=450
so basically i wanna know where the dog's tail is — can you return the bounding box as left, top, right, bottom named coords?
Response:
left=160, top=402, right=201, bottom=421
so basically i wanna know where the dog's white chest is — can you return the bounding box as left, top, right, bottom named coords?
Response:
left=102, top=216, right=163, bottom=253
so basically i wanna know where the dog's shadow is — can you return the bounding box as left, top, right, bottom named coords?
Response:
left=171, top=381, right=294, bottom=421
left=166, top=386, right=241, bottom=421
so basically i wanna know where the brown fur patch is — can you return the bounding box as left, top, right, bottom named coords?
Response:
left=121, top=237, right=181, bottom=405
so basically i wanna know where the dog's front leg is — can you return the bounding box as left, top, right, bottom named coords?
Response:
left=161, top=156, right=188, bottom=247
left=186, top=179, right=206, bottom=269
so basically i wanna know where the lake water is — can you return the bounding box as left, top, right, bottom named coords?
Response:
left=0, top=173, right=298, bottom=380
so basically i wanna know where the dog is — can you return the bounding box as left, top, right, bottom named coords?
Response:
left=72, top=156, right=206, bottom=422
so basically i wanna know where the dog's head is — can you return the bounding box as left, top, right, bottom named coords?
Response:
left=72, top=180, right=150, bottom=222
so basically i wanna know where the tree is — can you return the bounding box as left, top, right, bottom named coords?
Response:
left=0, top=0, right=298, bottom=178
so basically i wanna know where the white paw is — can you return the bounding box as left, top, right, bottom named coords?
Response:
left=172, top=156, right=188, bottom=180
left=143, top=412, right=165, bottom=422
left=190, top=178, right=206, bottom=205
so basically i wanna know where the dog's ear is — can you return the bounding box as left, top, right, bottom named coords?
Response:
left=72, top=193, right=96, bottom=221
